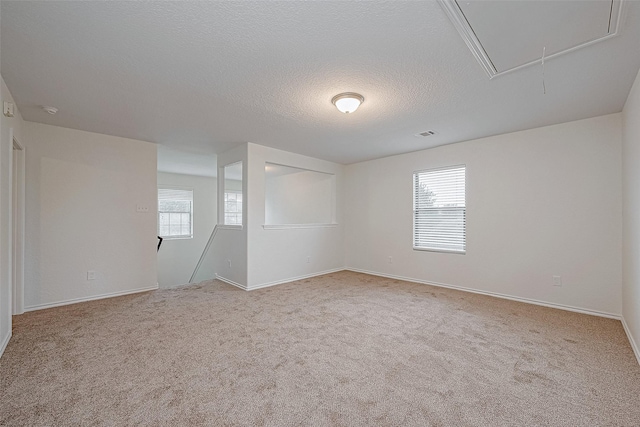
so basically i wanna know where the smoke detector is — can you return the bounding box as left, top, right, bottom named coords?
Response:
left=42, top=106, right=58, bottom=115
left=415, top=130, right=436, bottom=137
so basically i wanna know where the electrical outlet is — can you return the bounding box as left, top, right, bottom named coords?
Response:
left=136, top=204, right=149, bottom=213
left=307, top=256, right=310, bottom=264
left=552, top=275, right=562, bottom=287
left=87, top=270, right=96, bottom=281
left=388, top=256, right=393, bottom=264
left=227, top=259, right=231, bottom=268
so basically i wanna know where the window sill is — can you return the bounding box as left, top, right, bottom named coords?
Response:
left=160, top=236, right=193, bottom=241
left=262, top=223, right=338, bottom=230
left=218, top=225, right=243, bottom=230
left=413, top=247, right=465, bottom=255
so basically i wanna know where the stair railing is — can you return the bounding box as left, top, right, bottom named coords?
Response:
left=189, top=224, right=219, bottom=283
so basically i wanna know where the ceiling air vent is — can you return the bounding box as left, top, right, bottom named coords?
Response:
left=416, top=130, right=436, bottom=137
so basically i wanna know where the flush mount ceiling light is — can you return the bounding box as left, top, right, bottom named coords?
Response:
left=331, top=92, right=364, bottom=114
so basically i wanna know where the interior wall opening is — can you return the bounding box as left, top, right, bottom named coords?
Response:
left=264, top=163, right=336, bottom=226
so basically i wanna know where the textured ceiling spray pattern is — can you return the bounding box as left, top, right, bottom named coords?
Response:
left=1, top=1, right=640, bottom=164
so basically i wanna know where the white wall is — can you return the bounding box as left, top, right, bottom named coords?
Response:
left=157, top=172, right=216, bottom=288
left=622, top=68, right=640, bottom=361
left=247, top=143, right=344, bottom=289
left=24, top=122, right=158, bottom=310
left=345, top=114, right=622, bottom=316
left=265, top=167, right=335, bottom=225
left=0, top=76, right=25, bottom=357
left=224, top=178, right=242, bottom=193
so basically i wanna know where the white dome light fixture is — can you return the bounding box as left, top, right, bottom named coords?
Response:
left=331, top=92, right=364, bottom=114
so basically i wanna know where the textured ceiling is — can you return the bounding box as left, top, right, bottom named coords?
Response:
left=2, top=1, right=640, bottom=165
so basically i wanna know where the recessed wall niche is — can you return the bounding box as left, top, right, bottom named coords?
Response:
left=264, top=163, right=336, bottom=226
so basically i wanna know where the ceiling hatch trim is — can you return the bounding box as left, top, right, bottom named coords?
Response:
left=438, top=0, right=626, bottom=79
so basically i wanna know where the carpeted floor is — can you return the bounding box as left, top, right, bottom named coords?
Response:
left=1, top=271, right=639, bottom=426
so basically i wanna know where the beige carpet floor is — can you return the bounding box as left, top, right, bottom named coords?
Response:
left=1, top=271, right=639, bottom=426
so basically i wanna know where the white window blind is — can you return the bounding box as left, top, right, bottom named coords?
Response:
left=158, top=188, right=193, bottom=239
left=224, top=191, right=242, bottom=225
left=413, top=165, right=466, bottom=253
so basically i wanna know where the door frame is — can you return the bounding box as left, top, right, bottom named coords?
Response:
left=11, top=131, right=25, bottom=315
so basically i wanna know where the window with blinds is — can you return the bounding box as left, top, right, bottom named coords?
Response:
left=158, top=187, right=193, bottom=239
left=413, top=165, right=466, bottom=253
left=224, top=191, right=243, bottom=225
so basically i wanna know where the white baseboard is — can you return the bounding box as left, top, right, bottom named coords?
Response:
left=0, top=331, right=11, bottom=360
left=345, top=268, right=621, bottom=320
left=216, top=268, right=344, bottom=291
left=248, top=268, right=344, bottom=291
left=621, top=316, right=640, bottom=366
left=24, top=285, right=159, bottom=312
left=215, top=275, right=247, bottom=290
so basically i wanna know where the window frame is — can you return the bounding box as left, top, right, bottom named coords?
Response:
left=158, top=186, right=194, bottom=240
left=412, top=164, right=466, bottom=254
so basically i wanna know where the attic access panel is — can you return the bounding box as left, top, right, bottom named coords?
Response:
left=439, top=0, right=625, bottom=78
